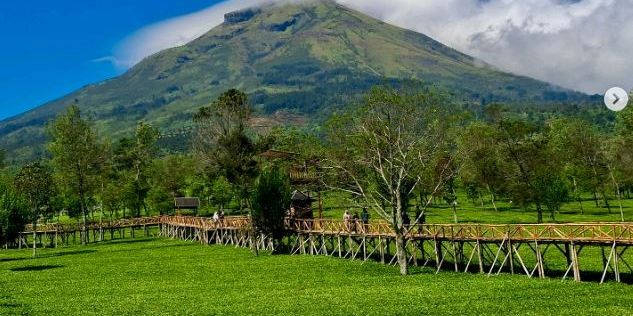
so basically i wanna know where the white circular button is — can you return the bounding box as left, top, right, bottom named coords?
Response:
left=604, top=87, right=629, bottom=112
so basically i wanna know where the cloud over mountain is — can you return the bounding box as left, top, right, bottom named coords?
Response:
left=116, top=0, right=633, bottom=94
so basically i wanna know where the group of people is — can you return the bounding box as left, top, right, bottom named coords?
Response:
left=343, top=208, right=370, bottom=233
left=343, top=206, right=427, bottom=233
left=212, top=210, right=226, bottom=226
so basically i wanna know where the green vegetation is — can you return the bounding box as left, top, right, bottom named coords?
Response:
left=251, top=167, right=291, bottom=244
left=1, top=239, right=633, bottom=315
left=0, top=86, right=630, bottom=264
left=48, top=105, right=107, bottom=244
left=0, top=0, right=596, bottom=161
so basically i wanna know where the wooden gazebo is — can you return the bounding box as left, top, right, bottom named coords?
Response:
left=174, top=197, right=200, bottom=214
left=290, top=190, right=315, bottom=219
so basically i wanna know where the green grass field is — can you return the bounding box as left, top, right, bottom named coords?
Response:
left=2, top=238, right=633, bottom=315
left=48, top=189, right=633, bottom=227
left=317, top=191, right=633, bottom=224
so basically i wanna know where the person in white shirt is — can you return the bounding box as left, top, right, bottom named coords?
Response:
left=343, top=210, right=351, bottom=232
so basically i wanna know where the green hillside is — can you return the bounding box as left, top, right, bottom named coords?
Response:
left=0, top=0, right=590, bottom=160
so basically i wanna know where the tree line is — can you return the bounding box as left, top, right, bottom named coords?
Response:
left=1, top=85, right=632, bottom=274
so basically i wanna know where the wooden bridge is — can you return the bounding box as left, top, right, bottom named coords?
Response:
left=20, top=216, right=633, bottom=283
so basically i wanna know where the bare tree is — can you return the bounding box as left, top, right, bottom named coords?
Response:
left=324, top=87, right=461, bottom=275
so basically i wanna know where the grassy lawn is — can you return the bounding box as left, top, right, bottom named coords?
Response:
left=47, top=190, right=633, bottom=227
left=2, top=239, right=633, bottom=315
left=318, top=190, right=633, bottom=224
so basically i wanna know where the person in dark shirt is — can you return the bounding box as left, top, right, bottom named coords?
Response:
left=361, top=208, right=369, bottom=224
left=402, top=212, right=410, bottom=227
left=360, top=208, right=370, bottom=233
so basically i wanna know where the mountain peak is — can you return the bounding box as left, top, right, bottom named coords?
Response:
left=224, top=7, right=262, bottom=24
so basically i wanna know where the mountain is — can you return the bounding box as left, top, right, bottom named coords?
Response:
left=0, top=0, right=590, bottom=160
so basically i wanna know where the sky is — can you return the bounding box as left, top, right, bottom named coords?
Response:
left=0, top=0, right=223, bottom=120
left=1, top=0, right=632, bottom=120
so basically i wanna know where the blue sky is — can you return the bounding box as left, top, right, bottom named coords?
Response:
left=0, top=0, right=222, bottom=120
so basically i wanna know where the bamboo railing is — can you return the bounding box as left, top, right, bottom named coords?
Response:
left=22, top=216, right=633, bottom=244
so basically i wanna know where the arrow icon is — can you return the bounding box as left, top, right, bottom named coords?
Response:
left=604, top=87, right=629, bottom=112
left=613, top=93, right=620, bottom=105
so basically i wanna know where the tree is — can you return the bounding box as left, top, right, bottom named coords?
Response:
left=0, top=173, right=27, bottom=248
left=325, top=87, right=460, bottom=275
left=210, top=176, right=234, bottom=212
left=147, top=155, right=195, bottom=215
left=458, top=121, right=505, bottom=212
left=193, top=89, right=261, bottom=210
left=101, top=182, right=124, bottom=222
left=251, top=167, right=291, bottom=251
left=605, top=106, right=633, bottom=221
left=147, top=186, right=173, bottom=216
left=127, top=122, right=159, bottom=217
left=533, top=173, right=569, bottom=221
left=48, top=105, right=107, bottom=244
left=14, top=162, right=54, bottom=257
left=150, top=155, right=193, bottom=198
left=548, top=118, right=609, bottom=213
left=110, top=122, right=160, bottom=218
left=497, top=118, right=566, bottom=223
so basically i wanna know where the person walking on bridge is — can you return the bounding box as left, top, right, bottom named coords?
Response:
left=213, top=211, right=220, bottom=228
left=360, top=208, right=370, bottom=233
left=343, top=210, right=351, bottom=232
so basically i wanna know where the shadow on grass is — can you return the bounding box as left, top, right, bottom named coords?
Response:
left=104, top=238, right=157, bottom=246
left=0, top=293, right=29, bottom=314
left=10, top=265, right=63, bottom=272
left=108, top=243, right=194, bottom=254
left=48, top=249, right=97, bottom=257
left=0, top=249, right=97, bottom=263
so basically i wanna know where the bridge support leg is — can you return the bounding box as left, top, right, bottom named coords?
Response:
left=507, top=239, right=514, bottom=275
left=571, top=242, right=581, bottom=282
left=377, top=236, right=383, bottom=263
left=534, top=241, right=545, bottom=278
left=452, top=241, right=459, bottom=272
left=477, top=240, right=484, bottom=274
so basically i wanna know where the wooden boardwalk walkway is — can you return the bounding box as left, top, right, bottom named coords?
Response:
left=21, top=216, right=633, bottom=283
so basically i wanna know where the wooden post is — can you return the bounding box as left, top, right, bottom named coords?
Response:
left=435, top=239, right=442, bottom=267
left=379, top=236, right=385, bottom=264
left=452, top=241, right=459, bottom=272
left=507, top=239, right=514, bottom=275
left=571, top=242, right=581, bottom=282
left=614, top=244, right=621, bottom=283
left=535, top=241, right=545, bottom=279
left=477, top=240, right=484, bottom=274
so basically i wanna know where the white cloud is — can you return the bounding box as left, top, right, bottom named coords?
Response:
left=115, top=0, right=633, bottom=94
left=114, top=0, right=274, bottom=68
